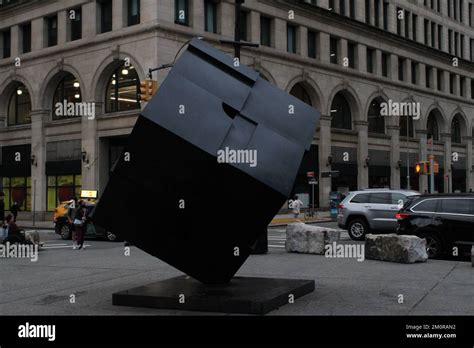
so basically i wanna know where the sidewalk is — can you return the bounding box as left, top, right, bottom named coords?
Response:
left=270, top=211, right=333, bottom=226
left=15, top=220, right=55, bottom=230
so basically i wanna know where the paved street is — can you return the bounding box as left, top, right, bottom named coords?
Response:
left=0, top=223, right=472, bottom=316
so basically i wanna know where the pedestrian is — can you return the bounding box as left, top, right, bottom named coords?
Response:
left=289, top=195, right=304, bottom=220
left=2, top=214, right=21, bottom=244
left=470, top=188, right=473, bottom=193
left=73, top=200, right=88, bottom=250
left=67, top=197, right=79, bottom=249
left=10, top=201, right=20, bottom=222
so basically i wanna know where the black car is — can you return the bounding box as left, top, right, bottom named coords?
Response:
left=396, top=194, right=474, bottom=258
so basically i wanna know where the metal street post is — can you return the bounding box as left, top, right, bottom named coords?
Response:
left=32, top=179, right=36, bottom=227
left=406, top=116, right=410, bottom=190
left=430, top=138, right=435, bottom=193
left=220, top=0, right=259, bottom=61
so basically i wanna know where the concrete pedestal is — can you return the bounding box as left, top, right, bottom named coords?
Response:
left=113, top=275, right=315, bottom=315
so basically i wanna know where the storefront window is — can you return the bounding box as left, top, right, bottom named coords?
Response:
left=47, top=174, right=81, bottom=211
left=1, top=176, right=31, bottom=211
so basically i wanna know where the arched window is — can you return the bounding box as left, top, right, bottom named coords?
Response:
left=8, top=84, right=31, bottom=126
left=451, top=116, right=462, bottom=143
left=367, top=98, right=385, bottom=134
left=330, top=92, right=352, bottom=130
left=105, top=64, right=140, bottom=113
left=427, top=112, right=439, bottom=141
left=399, top=116, right=414, bottom=138
left=290, top=83, right=312, bottom=106
left=52, top=73, right=82, bottom=120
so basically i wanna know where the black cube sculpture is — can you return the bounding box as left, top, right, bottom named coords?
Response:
left=93, top=39, right=319, bottom=301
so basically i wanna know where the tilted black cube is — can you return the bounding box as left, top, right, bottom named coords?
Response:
left=92, top=39, right=319, bottom=284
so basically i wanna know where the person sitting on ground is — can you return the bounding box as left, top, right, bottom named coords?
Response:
left=2, top=214, right=21, bottom=244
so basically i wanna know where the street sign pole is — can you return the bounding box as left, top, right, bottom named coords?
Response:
left=430, top=138, right=435, bottom=193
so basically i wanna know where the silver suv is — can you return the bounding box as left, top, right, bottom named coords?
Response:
left=337, top=189, right=419, bottom=240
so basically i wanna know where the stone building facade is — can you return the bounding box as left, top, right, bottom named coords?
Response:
left=0, top=0, right=473, bottom=219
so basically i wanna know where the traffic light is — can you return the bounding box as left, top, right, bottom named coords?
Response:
left=415, top=162, right=422, bottom=174
left=139, top=80, right=158, bottom=102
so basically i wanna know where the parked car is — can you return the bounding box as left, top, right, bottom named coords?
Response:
left=337, top=189, right=420, bottom=240
left=53, top=201, right=118, bottom=242
left=396, top=194, right=474, bottom=258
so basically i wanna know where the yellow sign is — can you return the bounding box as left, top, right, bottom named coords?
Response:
left=81, top=190, right=98, bottom=199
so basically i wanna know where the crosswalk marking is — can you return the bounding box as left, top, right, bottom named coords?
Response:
left=42, top=244, right=91, bottom=249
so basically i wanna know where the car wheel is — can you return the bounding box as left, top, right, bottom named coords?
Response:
left=60, top=224, right=72, bottom=240
left=420, top=232, right=443, bottom=259
left=347, top=218, right=368, bottom=241
left=105, top=231, right=117, bottom=242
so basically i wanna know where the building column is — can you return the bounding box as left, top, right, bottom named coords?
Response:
left=414, top=15, right=422, bottom=44
left=374, top=49, right=382, bottom=76
left=432, top=67, right=438, bottom=90
left=387, top=125, right=401, bottom=189
left=249, top=11, right=260, bottom=44
left=344, top=0, right=350, bottom=16
left=194, top=0, right=205, bottom=32
left=390, top=53, right=398, bottom=80
left=450, top=30, right=455, bottom=54
left=355, top=0, right=365, bottom=22
left=378, top=0, right=384, bottom=29
left=318, top=32, right=330, bottom=63
left=319, top=115, right=332, bottom=208
left=466, top=77, right=472, bottom=98
left=416, top=130, right=428, bottom=193
left=404, top=58, right=412, bottom=83
left=10, top=25, right=19, bottom=58
left=31, top=17, right=45, bottom=51
left=30, top=110, right=48, bottom=221
left=355, top=121, right=369, bottom=189
left=434, top=22, right=439, bottom=49
left=442, top=71, right=450, bottom=93
left=274, top=18, right=286, bottom=51
left=140, top=0, right=159, bottom=25
left=426, top=20, right=431, bottom=47
left=466, top=137, right=474, bottom=191
left=419, top=63, right=426, bottom=86
left=369, top=0, right=375, bottom=26
left=438, top=26, right=449, bottom=52
left=112, top=0, right=125, bottom=31
left=407, top=11, right=413, bottom=39
left=387, top=2, right=397, bottom=33
left=82, top=2, right=98, bottom=38
left=318, top=0, right=329, bottom=10
left=299, top=26, right=308, bottom=57
left=339, top=38, right=348, bottom=66
left=454, top=74, right=460, bottom=96
left=57, top=10, right=67, bottom=45
left=463, top=34, right=470, bottom=60
left=81, top=103, right=100, bottom=192
left=357, top=43, right=367, bottom=73
left=333, top=0, right=340, bottom=13
left=441, top=133, right=452, bottom=193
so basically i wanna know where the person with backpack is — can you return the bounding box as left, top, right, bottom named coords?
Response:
left=73, top=200, right=88, bottom=250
